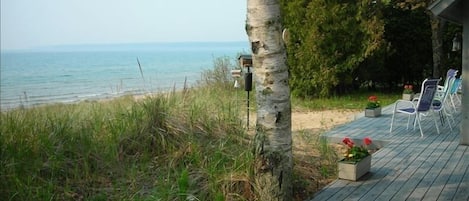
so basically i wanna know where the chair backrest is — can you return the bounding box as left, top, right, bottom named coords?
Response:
left=446, top=69, right=458, bottom=78
left=439, top=76, right=456, bottom=102
left=442, top=69, right=458, bottom=92
left=417, top=78, right=440, bottom=112
left=450, top=78, right=462, bottom=94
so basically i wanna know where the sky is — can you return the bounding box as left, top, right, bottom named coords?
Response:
left=0, top=0, right=248, bottom=50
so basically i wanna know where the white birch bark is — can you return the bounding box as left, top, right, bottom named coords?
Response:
left=246, top=0, right=292, bottom=200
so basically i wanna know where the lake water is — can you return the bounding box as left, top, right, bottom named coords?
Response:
left=0, top=41, right=250, bottom=110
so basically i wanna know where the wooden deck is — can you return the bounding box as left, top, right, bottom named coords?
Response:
left=310, top=105, right=468, bottom=201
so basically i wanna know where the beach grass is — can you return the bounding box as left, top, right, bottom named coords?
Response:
left=1, top=91, right=255, bottom=200
left=0, top=56, right=254, bottom=200
left=1, top=55, right=401, bottom=200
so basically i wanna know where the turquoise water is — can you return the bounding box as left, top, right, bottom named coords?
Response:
left=0, top=41, right=249, bottom=110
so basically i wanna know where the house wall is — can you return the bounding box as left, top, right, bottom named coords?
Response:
left=461, top=1, right=469, bottom=145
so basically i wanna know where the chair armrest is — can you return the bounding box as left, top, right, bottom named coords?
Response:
left=393, top=99, right=416, bottom=110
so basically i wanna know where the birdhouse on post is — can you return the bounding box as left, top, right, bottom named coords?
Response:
left=237, top=54, right=253, bottom=129
left=238, top=54, right=252, bottom=67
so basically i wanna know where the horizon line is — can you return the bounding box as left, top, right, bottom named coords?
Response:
left=1, top=40, right=250, bottom=52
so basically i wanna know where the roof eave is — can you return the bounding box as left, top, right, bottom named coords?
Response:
left=428, top=0, right=462, bottom=24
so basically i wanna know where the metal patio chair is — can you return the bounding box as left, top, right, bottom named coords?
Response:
left=448, top=78, right=462, bottom=112
left=390, top=78, right=441, bottom=137
left=432, top=75, right=456, bottom=131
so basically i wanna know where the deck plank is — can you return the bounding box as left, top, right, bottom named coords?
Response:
left=361, top=135, right=442, bottom=200
left=309, top=106, right=467, bottom=201
left=405, top=134, right=457, bottom=200
left=436, top=145, right=467, bottom=201
left=451, top=148, right=469, bottom=201
left=419, top=134, right=460, bottom=201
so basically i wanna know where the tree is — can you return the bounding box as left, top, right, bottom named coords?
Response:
left=245, top=0, right=293, bottom=200
left=393, top=0, right=461, bottom=78
left=382, top=4, right=433, bottom=85
left=429, top=13, right=447, bottom=78
left=281, top=0, right=385, bottom=97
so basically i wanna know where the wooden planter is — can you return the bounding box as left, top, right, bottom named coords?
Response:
left=365, top=107, right=381, bottom=117
left=338, top=155, right=371, bottom=181
left=402, top=93, right=414, bottom=101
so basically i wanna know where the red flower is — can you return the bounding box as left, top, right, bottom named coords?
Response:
left=403, top=85, right=414, bottom=94
left=368, top=95, right=378, bottom=102
left=341, top=137, right=373, bottom=162
left=404, top=85, right=413, bottom=90
left=342, top=137, right=351, bottom=144
left=342, top=137, right=354, bottom=148
left=363, top=137, right=372, bottom=145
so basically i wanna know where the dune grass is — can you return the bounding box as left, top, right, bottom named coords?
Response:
left=1, top=91, right=256, bottom=200
left=0, top=56, right=254, bottom=200
left=1, top=55, right=402, bottom=200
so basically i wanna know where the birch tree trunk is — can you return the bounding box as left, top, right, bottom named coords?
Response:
left=245, top=0, right=292, bottom=200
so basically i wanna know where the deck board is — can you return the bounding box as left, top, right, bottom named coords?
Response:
left=309, top=105, right=468, bottom=201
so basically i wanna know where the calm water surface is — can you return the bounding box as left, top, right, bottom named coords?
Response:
left=0, top=42, right=249, bottom=110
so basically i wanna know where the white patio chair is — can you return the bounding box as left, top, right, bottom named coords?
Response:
left=432, top=75, right=456, bottom=131
left=448, top=78, right=462, bottom=112
left=390, top=78, right=441, bottom=137
left=435, top=69, right=458, bottom=99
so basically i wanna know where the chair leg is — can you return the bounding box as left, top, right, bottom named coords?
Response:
left=416, top=114, right=424, bottom=137
left=443, top=108, right=454, bottom=131
left=439, top=111, right=445, bottom=126
left=446, top=107, right=456, bottom=124
left=412, top=114, right=418, bottom=130
left=390, top=116, right=394, bottom=134
left=390, top=104, right=397, bottom=134
left=431, top=112, right=440, bottom=134
left=450, top=95, right=458, bottom=113
left=407, top=115, right=411, bottom=130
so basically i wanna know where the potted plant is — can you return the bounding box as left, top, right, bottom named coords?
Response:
left=402, top=84, right=414, bottom=100
left=365, top=95, right=381, bottom=117
left=338, top=137, right=373, bottom=181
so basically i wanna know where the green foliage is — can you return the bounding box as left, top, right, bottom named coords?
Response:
left=198, top=56, right=238, bottom=90
left=280, top=0, right=458, bottom=97
left=381, top=4, right=432, bottom=84
left=281, top=0, right=385, bottom=97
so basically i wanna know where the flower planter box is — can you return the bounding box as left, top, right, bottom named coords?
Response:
left=365, top=107, right=381, bottom=117
left=338, top=155, right=371, bottom=181
left=402, top=93, right=414, bottom=101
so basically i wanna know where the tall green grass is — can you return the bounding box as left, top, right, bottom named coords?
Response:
left=1, top=55, right=401, bottom=200
left=292, top=91, right=401, bottom=110
left=0, top=56, right=255, bottom=200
